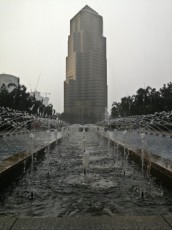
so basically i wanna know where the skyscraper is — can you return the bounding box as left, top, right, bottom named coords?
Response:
left=64, top=5, right=107, bottom=123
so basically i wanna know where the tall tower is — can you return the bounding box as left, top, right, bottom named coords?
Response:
left=64, top=5, right=107, bottom=124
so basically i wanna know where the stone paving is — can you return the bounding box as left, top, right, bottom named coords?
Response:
left=0, top=216, right=172, bottom=230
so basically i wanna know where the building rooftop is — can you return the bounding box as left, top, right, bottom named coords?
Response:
left=0, top=73, right=19, bottom=80
left=71, top=5, right=99, bottom=21
left=81, top=5, right=98, bottom=14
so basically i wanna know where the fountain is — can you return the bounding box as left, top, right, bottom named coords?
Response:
left=0, top=107, right=62, bottom=193
left=1, top=106, right=172, bottom=229
left=0, top=124, right=172, bottom=217
left=82, top=150, right=89, bottom=176
left=108, top=115, right=172, bottom=182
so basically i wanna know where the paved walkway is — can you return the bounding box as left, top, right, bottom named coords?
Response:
left=0, top=216, right=172, bottom=230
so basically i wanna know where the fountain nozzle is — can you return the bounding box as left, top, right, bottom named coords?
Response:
left=29, top=192, right=34, bottom=200
left=141, top=191, right=144, bottom=198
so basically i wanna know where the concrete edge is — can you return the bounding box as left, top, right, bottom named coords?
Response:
left=96, top=130, right=172, bottom=185
left=0, top=135, right=62, bottom=188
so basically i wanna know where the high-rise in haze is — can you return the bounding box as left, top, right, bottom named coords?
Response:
left=64, top=5, right=107, bottom=123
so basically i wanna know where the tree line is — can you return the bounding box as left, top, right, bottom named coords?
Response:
left=0, top=83, right=56, bottom=118
left=111, top=82, right=172, bottom=118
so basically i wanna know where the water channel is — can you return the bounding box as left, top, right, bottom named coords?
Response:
left=0, top=126, right=172, bottom=217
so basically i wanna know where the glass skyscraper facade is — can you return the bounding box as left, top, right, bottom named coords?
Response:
left=64, top=5, right=107, bottom=123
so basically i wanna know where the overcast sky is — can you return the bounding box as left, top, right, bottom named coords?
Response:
left=0, top=0, right=172, bottom=113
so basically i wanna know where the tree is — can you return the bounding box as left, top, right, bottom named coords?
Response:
left=44, top=104, right=53, bottom=118
left=0, top=83, right=56, bottom=118
left=160, top=82, right=172, bottom=111
left=111, top=102, right=121, bottom=118
left=111, top=82, right=172, bottom=117
left=0, top=84, right=9, bottom=106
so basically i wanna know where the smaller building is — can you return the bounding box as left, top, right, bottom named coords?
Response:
left=29, top=90, right=49, bottom=106
left=0, top=73, right=19, bottom=92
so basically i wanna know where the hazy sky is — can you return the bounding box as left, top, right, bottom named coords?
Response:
left=0, top=0, right=172, bottom=113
